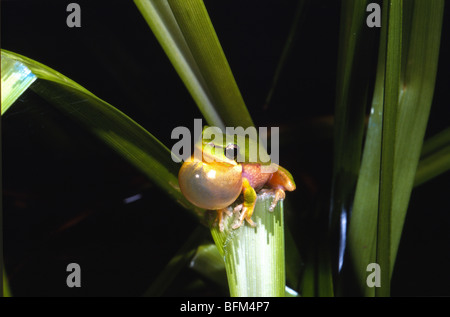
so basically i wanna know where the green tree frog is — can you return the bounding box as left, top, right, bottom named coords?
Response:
left=178, top=127, right=296, bottom=231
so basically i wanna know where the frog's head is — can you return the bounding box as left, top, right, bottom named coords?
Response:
left=196, top=126, right=273, bottom=168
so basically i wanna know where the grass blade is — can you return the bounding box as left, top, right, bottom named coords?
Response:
left=345, top=1, right=389, bottom=297
left=376, top=0, right=402, bottom=297
left=414, top=127, right=450, bottom=186
left=414, top=145, right=450, bottom=186
left=420, top=127, right=450, bottom=158
left=134, top=0, right=254, bottom=130
left=2, top=271, right=11, bottom=297
left=1, top=53, right=37, bottom=115
left=389, top=0, right=444, bottom=271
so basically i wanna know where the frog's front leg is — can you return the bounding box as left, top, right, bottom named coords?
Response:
left=232, top=178, right=257, bottom=230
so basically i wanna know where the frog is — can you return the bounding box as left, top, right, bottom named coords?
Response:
left=178, top=127, right=296, bottom=232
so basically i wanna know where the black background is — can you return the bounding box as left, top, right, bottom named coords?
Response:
left=1, top=0, right=450, bottom=296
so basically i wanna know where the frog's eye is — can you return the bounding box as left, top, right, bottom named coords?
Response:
left=224, top=144, right=239, bottom=161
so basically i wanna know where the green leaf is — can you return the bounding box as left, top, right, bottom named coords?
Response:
left=210, top=193, right=285, bottom=297
left=1, top=49, right=204, bottom=220
left=134, top=0, right=254, bottom=130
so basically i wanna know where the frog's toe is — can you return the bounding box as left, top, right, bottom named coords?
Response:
left=269, top=188, right=286, bottom=211
left=233, top=204, right=243, bottom=213
left=232, top=205, right=258, bottom=229
left=219, top=220, right=225, bottom=232
left=231, top=222, right=242, bottom=230
left=215, top=208, right=232, bottom=232
left=232, top=206, right=248, bottom=229
left=245, top=217, right=256, bottom=228
left=223, top=207, right=233, bottom=217
left=231, top=209, right=245, bottom=229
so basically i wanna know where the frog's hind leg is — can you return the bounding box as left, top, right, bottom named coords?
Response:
left=232, top=178, right=257, bottom=229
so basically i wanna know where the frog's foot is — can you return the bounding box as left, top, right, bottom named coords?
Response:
left=215, top=208, right=233, bottom=232
left=269, top=188, right=285, bottom=211
left=259, top=188, right=286, bottom=211
left=231, top=204, right=256, bottom=229
left=233, top=204, right=243, bottom=214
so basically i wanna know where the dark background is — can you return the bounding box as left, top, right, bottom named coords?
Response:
left=1, top=0, right=450, bottom=296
